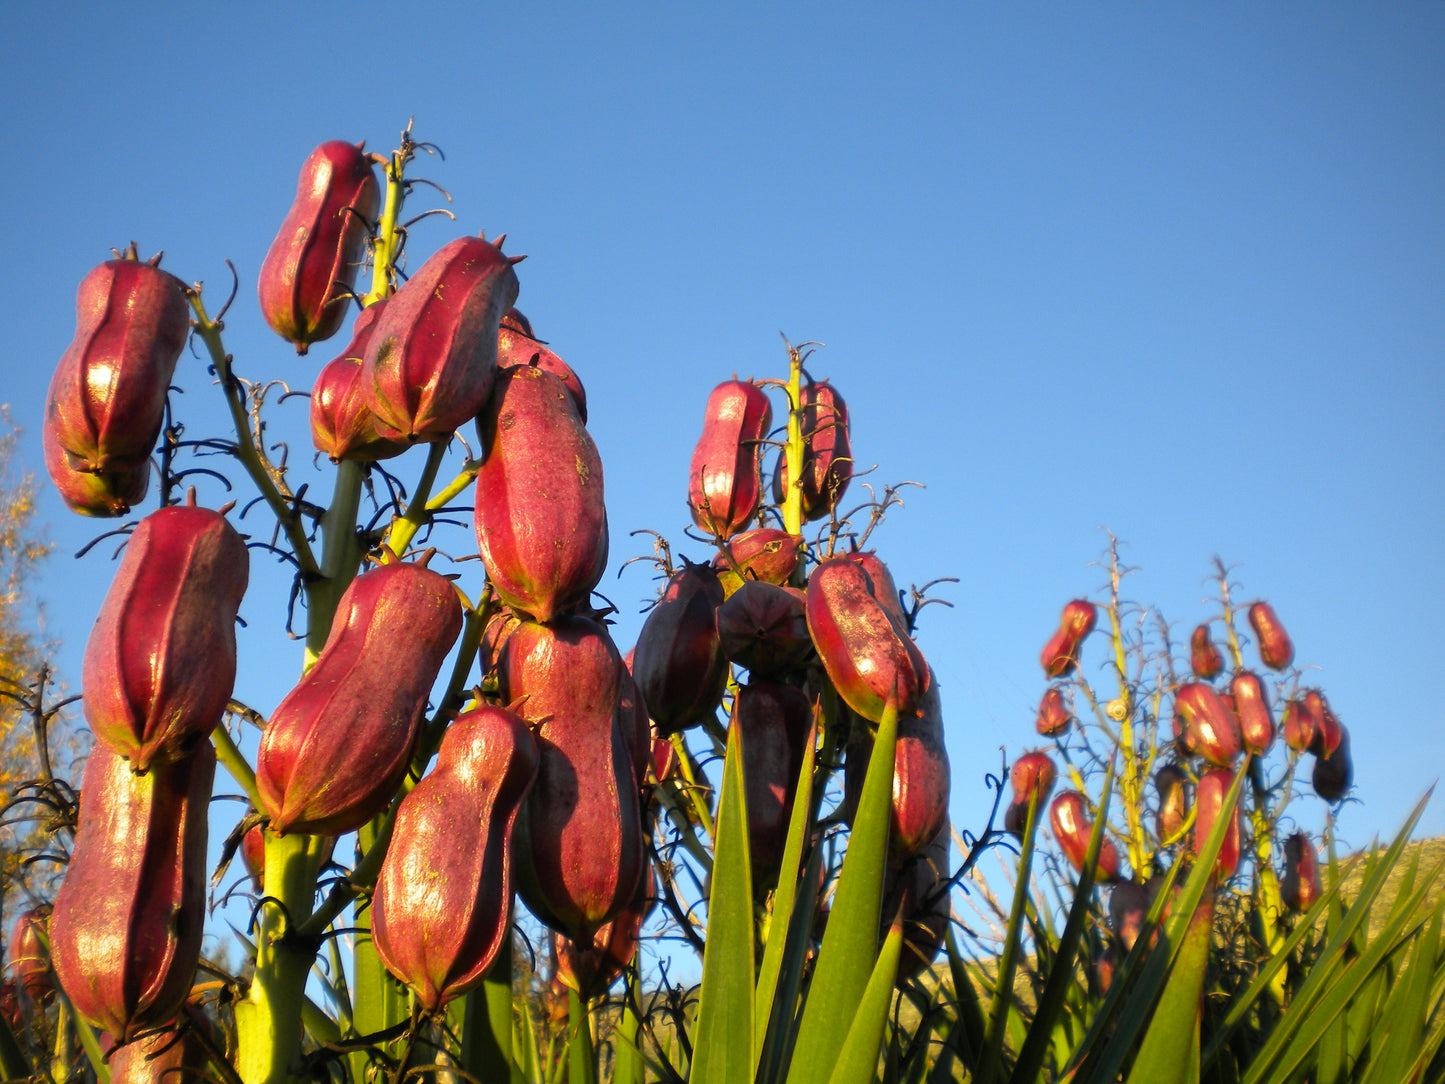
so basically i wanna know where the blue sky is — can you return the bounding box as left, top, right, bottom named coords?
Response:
left=5, top=1, right=1442, bottom=930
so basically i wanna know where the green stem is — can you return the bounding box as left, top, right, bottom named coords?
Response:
left=305, top=459, right=366, bottom=667
left=212, top=724, right=261, bottom=810
left=781, top=343, right=806, bottom=538
left=235, top=830, right=328, bottom=1084
left=384, top=440, right=448, bottom=557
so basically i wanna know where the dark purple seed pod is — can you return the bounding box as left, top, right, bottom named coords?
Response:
left=631, top=562, right=728, bottom=735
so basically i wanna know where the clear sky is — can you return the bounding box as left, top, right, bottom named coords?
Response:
left=4, top=1, right=1442, bottom=923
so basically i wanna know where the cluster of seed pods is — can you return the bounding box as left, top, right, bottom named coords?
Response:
left=1008, top=586, right=1353, bottom=987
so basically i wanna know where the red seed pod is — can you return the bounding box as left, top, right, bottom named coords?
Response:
left=1173, top=682, right=1242, bottom=767
left=373, top=705, right=539, bottom=1010
left=50, top=742, right=214, bottom=1042
left=1108, top=880, right=1151, bottom=953
left=630, top=562, right=728, bottom=736
left=310, top=302, right=410, bottom=462
left=805, top=555, right=930, bottom=724
left=43, top=420, right=150, bottom=518
left=1050, top=791, right=1121, bottom=882
left=1009, top=751, right=1057, bottom=813
left=555, top=864, right=657, bottom=1000
left=1312, top=724, right=1353, bottom=802
left=45, top=252, right=190, bottom=476
left=1154, top=763, right=1190, bottom=842
left=1306, top=689, right=1343, bottom=758
left=1282, top=695, right=1321, bottom=753
left=257, top=141, right=379, bottom=353
left=1035, top=686, right=1073, bottom=737
left=728, top=681, right=813, bottom=886
left=773, top=380, right=852, bottom=521
left=1193, top=767, right=1241, bottom=878
left=715, top=581, right=813, bottom=676
left=496, top=311, right=588, bottom=423
left=500, top=616, right=645, bottom=940
left=1230, top=671, right=1276, bottom=756
left=688, top=379, right=772, bottom=539
left=240, top=821, right=265, bottom=891
left=713, top=527, right=804, bottom=594
left=1190, top=623, right=1224, bottom=680
left=105, top=1023, right=209, bottom=1083
left=364, top=233, right=520, bottom=443
left=1280, top=831, right=1323, bottom=912
left=890, top=681, right=951, bottom=859
left=8, top=907, right=51, bottom=1001
left=256, top=558, right=463, bottom=835
left=474, top=365, right=608, bottom=623
left=82, top=498, right=249, bottom=772
left=1040, top=600, right=1097, bottom=678
left=1248, top=601, right=1294, bottom=671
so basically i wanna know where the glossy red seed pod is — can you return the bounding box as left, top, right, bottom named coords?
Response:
left=1306, top=689, right=1343, bottom=758
left=364, top=233, right=520, bottom=443
left=43, top=420, right=150, bottom=518
left=773, top=380, right=852, bottom=521
left=1230, top=671, right=1276, bottom=755
left=1035, top=686, right=1073, bottom=737
left=688, top=379, right=772, bottom=539
left=631, top=562, right=728, bottom=736
left=496, top=312, right=588, bottom=423
left=728, top=681, right=814, bottom=886
left=1248, top=601, right=1294, bottom=671
left=1280, top=831, right=1322, bottom=912
left=1050, top=791, right=1120, bottom=882
left=49, top=742, right=213, bottom=1043
left=1040, top=600, right=1096, bottom=678
left=8, top=908, right=51, bottom=1001
left=240, top=821, right=265, bottom=891
left=1190, top=623, right=1224, bottom=680
left=310, top=302, right=409, bottom=462
left=555, top=864, right=657, bottom=999
left=1005, top=751, right=1056, bottom=840
left=805, top=555, right=930, bottom=724
left=105, top=1024, right=208, bottom=1083
left=715, top=581, right=813, bottom=676
left=1282, top=694, right=1322, bottom=753
left=1193, top=767, right=1241, bottom=878
left=82, top=498, right=249, bottom=771
left=1154, top=763, right=1190, bottom=842
left=713, top=528, right=804, bottom=595
left=373, top=705, right=539, bottom=1010
left=474, top=365, right=608, bottom=623
left=1312, top=724, right=1353, bottom=802
left=257, top=140, right=379, bottom=353
left=256, top=559, right=463, bottom=835
left=500, top=616, right=645, bottom=940
left=890, top=681, right=950, bottom=859
left=45, top=253, right=190, bottom=476
left=1173, top=682, right=1242, bottom=767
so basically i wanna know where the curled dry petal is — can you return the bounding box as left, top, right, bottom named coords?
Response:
left=373, top=705, right=539, bottom=1010
left=631, top=562, right=727, bottom=735
left=364, top=233, right=519, bottom=443
left=474, top=365, right=608, bottom=622
left=257, top=140, right=379, bottom=353
left=82, top=500, right=249, bottom=771
left=257, top=561, right=463, bottom=835
left=805, top=555, right=929, bottom=724
left=1248, top=601, right=1294, bottom=671
left=45, top=254, right=190, bottom=476
left=688, top=379, right=772, bottom=539
left=50, top=743, right=214, bottom=1042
